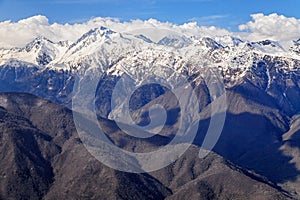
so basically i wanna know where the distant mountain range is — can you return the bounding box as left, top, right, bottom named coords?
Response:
left=1, top=26, right=300, bottom=199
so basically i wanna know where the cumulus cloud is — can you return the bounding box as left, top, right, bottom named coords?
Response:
left=239, top=13, right=300, bottom=42
left=0, top=15, right=231, bottom=48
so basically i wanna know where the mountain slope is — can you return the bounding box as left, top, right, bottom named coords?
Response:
left=0, top=92, right=293, bottom=199
left=0, top=93, right=171, bottom=200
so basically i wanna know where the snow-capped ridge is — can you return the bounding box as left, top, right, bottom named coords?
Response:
left=294, top=38, right=300, bottom=45
left=57, top=40, right=72, bottom=48
left=255, top=40, right=284, bottom=49
left=246, top=39, right=290, bottom=57
left=290, top=38, right=300, bottom=55
left=1, top=26, right=300, bottom=80
left=135, top=34, right=153, bottom=43
left=69, top=26, right=115, bottom=49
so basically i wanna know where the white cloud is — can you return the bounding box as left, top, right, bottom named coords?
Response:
left=0, top=15, right=231, bottom=48
left=239, top=13, right=300, bottom=42
left=1, top=13, right=300, bottom=49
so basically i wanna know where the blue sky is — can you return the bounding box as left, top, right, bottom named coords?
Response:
left=0, top=0, right=299, bottom=30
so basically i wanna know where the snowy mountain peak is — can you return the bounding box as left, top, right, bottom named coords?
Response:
left=22, top=37, right=57, bottom=65
left=72, top=26, right=115, bottom=46
left=195, top=37, right=223, bottom=50
left=158, top=35, right=192, bottom=48
left=63, top=26, right=118, bottom=59
left=0, top=36, right=70, bottom=66
left=214, top=35, right=244, bottom=47
left=24, top=36, right=54, bottom=52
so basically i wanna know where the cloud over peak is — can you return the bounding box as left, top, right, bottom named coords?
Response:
left=0, top=13, right=300, bottom=48
left=0, top=15, right=231, bottom=48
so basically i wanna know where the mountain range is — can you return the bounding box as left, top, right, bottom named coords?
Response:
left=1, top=26, right=300, bottom=199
